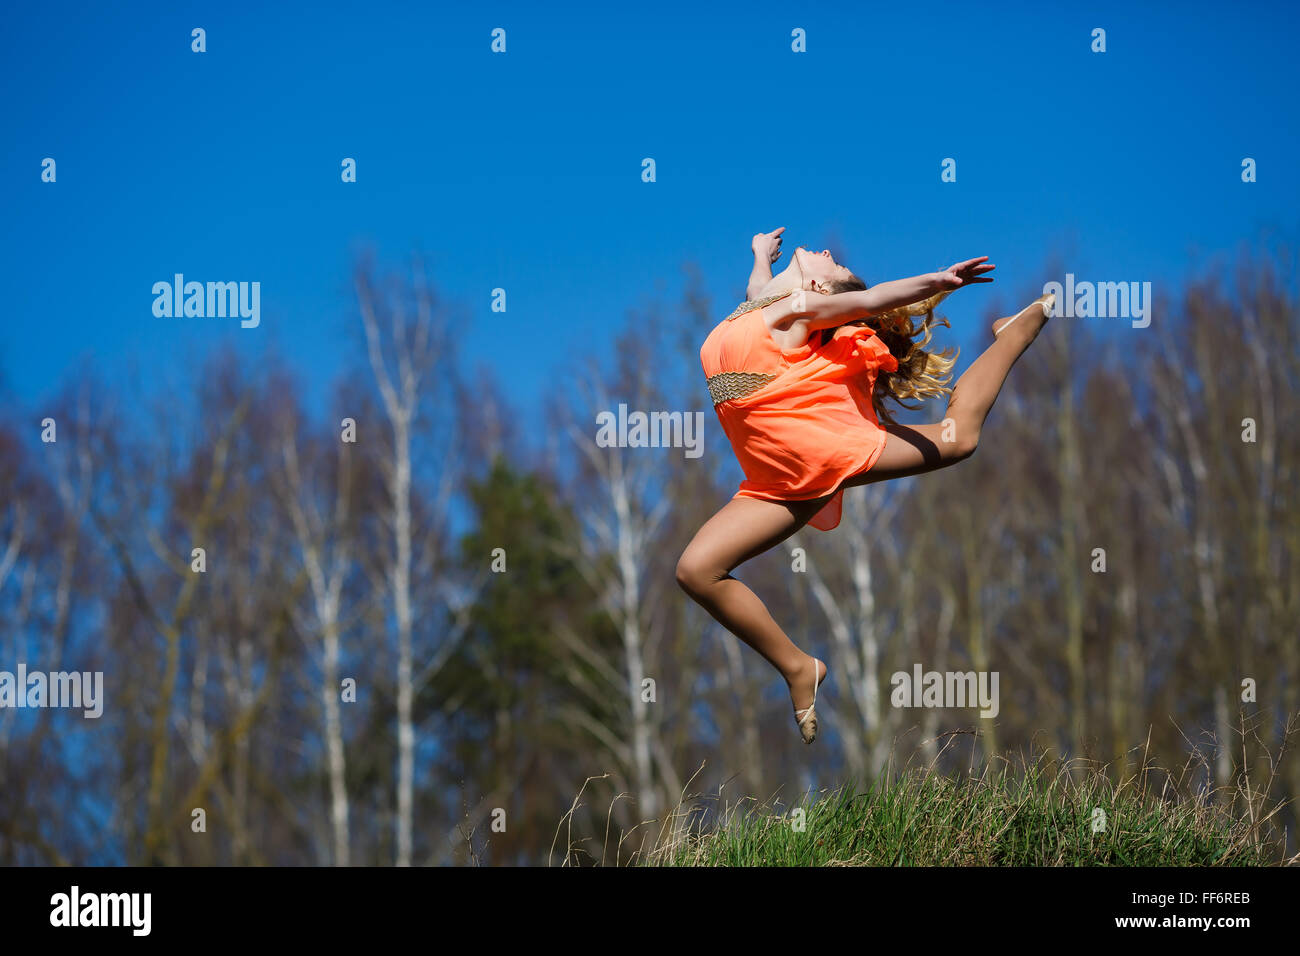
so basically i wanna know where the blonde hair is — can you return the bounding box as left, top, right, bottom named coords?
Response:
left=828, top=277, right=958, bottom=425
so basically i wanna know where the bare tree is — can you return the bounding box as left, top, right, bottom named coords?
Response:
left=356, top=256, right=474, bottom=864
left=553, top=342, right=678, bottom=824
left=272, top=402, right=359, bottom=866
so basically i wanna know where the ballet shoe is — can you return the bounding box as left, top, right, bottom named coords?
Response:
left=992, top=292, right=1056, bottom=337
left=795, top=658, right=826, bottom=745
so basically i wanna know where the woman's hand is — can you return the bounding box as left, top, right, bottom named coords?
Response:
left=752, top=227, right=786, bottom=265
left=934, top=256, right=996, bottom=290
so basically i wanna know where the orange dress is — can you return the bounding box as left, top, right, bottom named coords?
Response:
left=699, top=292, right=899, bottom=531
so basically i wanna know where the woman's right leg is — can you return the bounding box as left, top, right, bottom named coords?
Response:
left=846, top=295, right=1052, bottom=486
left=676, top=495, right=828, bottom=719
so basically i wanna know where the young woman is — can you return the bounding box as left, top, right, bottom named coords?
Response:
left=677, top=226, right=1054, bottom=744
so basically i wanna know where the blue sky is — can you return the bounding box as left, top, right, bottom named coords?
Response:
left=3, top=0, right=1298, bottom=432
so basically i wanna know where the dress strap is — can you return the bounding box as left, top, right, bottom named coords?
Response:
left=724, top=288, right=795, bottom=322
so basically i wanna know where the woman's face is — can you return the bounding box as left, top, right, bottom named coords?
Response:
left=794, top=246, right=855, bottom=292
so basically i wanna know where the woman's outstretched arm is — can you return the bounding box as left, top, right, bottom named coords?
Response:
left=779, top=256, right=995, bottom=333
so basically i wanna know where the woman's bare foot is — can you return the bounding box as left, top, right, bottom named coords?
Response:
left=787, top=655, right=827, bottom=743
left=991, top=292, right=1056, bottom=345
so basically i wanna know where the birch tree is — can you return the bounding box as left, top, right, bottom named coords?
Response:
left=272, top=403, right=360, bottom=866
left=356, top=257, right=470, bottom=865
left=553, top=341, right=676, bottom=824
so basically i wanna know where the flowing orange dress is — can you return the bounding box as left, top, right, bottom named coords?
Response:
left=699, top=291, right=899, bottom=532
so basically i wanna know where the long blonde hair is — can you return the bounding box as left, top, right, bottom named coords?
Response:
left=828, top=277, right=959, bottom=424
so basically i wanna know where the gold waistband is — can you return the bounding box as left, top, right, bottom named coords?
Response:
left=706, top=370, right=779, bottom=405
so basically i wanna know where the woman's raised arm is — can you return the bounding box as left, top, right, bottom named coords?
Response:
left=747, top=227, right=786, bottom=300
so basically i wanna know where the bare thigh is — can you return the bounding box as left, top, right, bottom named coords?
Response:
left=841, top=421, right=965, bottom=488
left=678, top=494, right=825, bottom=582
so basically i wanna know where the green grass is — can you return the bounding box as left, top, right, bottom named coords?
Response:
left=616, top=755, right=1291, bottom=867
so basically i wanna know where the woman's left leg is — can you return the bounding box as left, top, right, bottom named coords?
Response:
left=676, top=495, right=828, bottom=719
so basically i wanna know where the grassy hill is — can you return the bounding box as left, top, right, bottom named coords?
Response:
left=624, top=757, right=1292, bottom=867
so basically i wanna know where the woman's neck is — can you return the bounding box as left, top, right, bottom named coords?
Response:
left=756, top=264, right=802, bottom=299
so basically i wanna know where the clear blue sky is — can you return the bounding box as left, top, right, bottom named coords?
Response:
left=3, top=0, right=1298, bottom=430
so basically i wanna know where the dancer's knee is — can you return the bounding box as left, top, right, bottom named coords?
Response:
left=675, top=551, right=723, bottom=598
left=951, top=428, right=979, bottom=461
left=942, top=411, right=980, bottom=462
